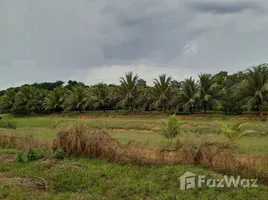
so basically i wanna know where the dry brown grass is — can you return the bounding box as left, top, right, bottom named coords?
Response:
left=0, top=134, right=51, bottom=150
left=52, top=123, right=155, bottom=165
left=0, top=173, right=49, bottom=192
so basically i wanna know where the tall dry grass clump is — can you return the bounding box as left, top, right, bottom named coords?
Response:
left=52, top=123, right=155, bottom=165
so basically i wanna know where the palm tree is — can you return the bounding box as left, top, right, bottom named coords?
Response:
left=178, top=77, right=199, bottom=113
left=87, top=83, right=112, bottom=112
left=42, top=87, right=68, bottom=112
left=35, top=89, right=47, bottom=113
left=217, top=120, right=256, bottom=142
left=117, top=72, right=139, bottom=112
left=151, top=74, right=173, bottom=113
left=198, top=73, right=226, bottom=113
left=0, top=89, right=16, bottom=112
left=154, top=114, right=187, bottom=143
left=239, top=64, right=268, bottom=116
left=64, top=86, right=89, bottom=113
left=15, top=86, right=38, bottom=113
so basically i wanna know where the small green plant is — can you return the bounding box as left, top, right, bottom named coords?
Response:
left=35, top=150, right=45, bottom=160
left=154, top=114, right=187, bottom=143
left=52, top=149, right=65, bottom=160
left=16, top=151, right=25, bottom=163
left=26, top=150, right=37, bottom=161
left=216, top=120, right=257, bottom=142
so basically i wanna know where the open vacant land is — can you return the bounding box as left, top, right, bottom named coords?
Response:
left=1, top=113, right=268, bottom=199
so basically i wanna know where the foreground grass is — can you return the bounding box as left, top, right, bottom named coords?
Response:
left=1, top=149, right=267, bottom=200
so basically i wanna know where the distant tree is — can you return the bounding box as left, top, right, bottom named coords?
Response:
left=176, top=77, right=199, bottom=113
left=42, top=87, right=68, bottom=112
left=87, top=83, right=113, bottom=112
left=150, top=74, right=173, bottom=113
left=65, top=80, right=86, bottom=90
left=239, top=64, right=268, bottom=116
left=31, top=81, right=64, bottom=91
left=64, top=86, right=89, bottom=113
left=0, top=89, right=16, bottom=112
left=170, top=80, right=181, bottom=88
left=198, top=73, right=226, bottom=113
left=137, top=78, right=147, bottom=88
left=116, top=72, right=139, bottom=112
left=15, top=86, right=39, bottom=113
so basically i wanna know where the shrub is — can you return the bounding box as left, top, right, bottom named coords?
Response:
left=26, top=150, right=37, bottom=161
left=52, top=149, right=65, bottom=160
left=223, top=98, right=243, bottom=115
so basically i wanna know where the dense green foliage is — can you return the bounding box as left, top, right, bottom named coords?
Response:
left=0, top=64, right=268, bottom=115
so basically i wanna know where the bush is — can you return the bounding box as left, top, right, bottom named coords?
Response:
left=52, top=149, right=65, bottom=160
left=0, top=120, right=17, bottom=129
left=223, top=99, right=243, bottom=115
left=26, top=149, right=44, bottom=161
left=26, top=150, right=37, bottom=161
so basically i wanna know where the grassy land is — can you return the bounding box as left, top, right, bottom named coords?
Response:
left=1, top=149, right=268, bottom=200
left=1, top=114, right=268, bottom=199
left=1, top=114, right=267, bottom=155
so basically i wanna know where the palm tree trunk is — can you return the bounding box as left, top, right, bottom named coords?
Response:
left=203, top=102, right=207, bottom=113
left=258, top=103, right=263, bottom=116
left=130, top=100, right=133, bottom=112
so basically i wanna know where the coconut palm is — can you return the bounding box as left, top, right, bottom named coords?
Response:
left=15, top=86, right=39, bottom=113
left=154, top=114, right=187, bottom=142
left=42, top=87, right=68, bottom=112
left=150, top=74, right=173, bottom=113
left=198, top=73, right=226, bottom=113
left=175, top=77, right=199, bottom=113
left=87, top=83, right=112, bottom=112
left=64, top=86, right=89, bottom=113
left=239, top=64, right=268, bottom=116
left=217, top=120, right=256, bottom=142
left=0, top=89, right=17, bottom=112
left=116, top=72, right=139, bottom=112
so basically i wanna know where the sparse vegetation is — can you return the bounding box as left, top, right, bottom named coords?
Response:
left=217, top=120, right=257, bottom=142
left=0, top=114, right=267, bottom=199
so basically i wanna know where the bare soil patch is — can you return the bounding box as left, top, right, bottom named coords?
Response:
left=0, top=153, right=15, bottom=163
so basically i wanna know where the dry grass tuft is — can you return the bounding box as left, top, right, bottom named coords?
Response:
left=0, top=134, right=51, bottom=150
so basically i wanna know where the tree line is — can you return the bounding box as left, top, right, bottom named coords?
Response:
left=0, top=63, right=268, bottom=116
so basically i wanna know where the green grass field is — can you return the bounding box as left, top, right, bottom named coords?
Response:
left=1, top=114, right=268, bottom=154
left=1, top=114, right=268, bottom=199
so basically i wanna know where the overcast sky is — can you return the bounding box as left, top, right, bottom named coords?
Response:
left=2, top=0, right=268, bottom=89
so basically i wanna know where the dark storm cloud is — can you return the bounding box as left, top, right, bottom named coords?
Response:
left=189, top=1, right=262, bottom=15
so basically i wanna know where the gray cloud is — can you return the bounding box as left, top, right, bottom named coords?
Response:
left=188, top=0, right=263, bottom=14
left=1, top=0, right=268, bottom=89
